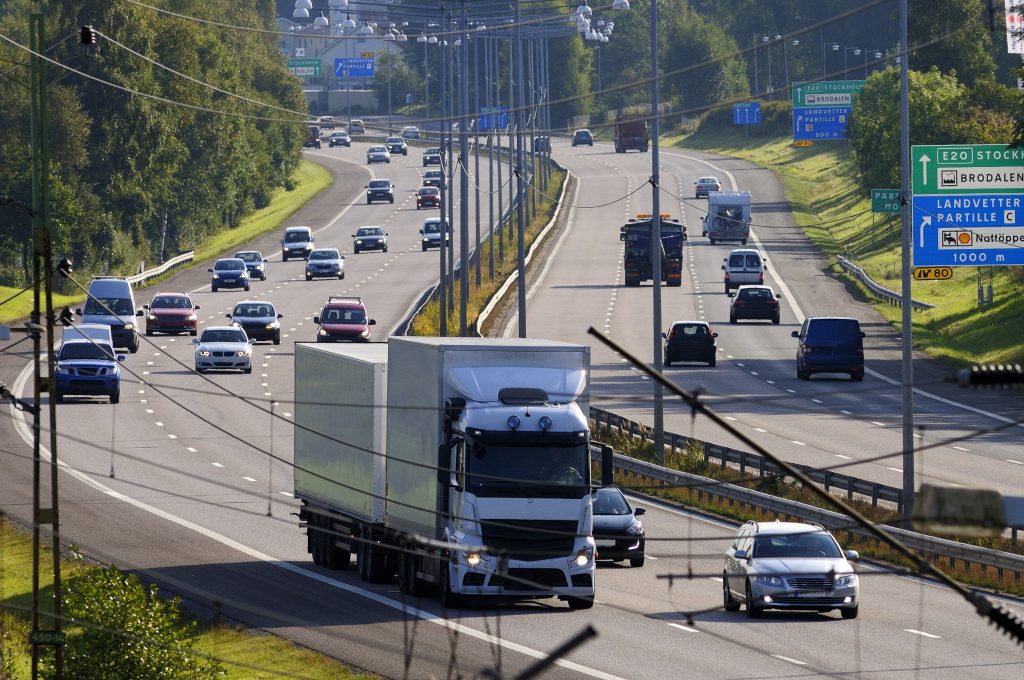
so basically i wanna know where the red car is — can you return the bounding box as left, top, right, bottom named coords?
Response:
left=313, top=296, right=376, bottom=343
left=144, top=293, right=199, bottom=336
left=416, top=186, right=440, bottom=209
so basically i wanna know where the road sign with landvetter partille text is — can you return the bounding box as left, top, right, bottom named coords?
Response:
left=912, top=144, right=1024, bottom=267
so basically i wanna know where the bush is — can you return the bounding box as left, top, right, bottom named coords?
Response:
left=43, top=567, right=221, bottom=680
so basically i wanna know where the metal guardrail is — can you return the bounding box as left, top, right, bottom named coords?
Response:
left=125, top=251, right=195, bottom=287
left=837, top=255, right=933, bottom=311
left=590, top=405, right=904, bottom=509
left=590, top=443, right=1024, bottom=583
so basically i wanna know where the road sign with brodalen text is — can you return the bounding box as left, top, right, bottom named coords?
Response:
left=912, top=144, right=1024, bottom=267
left=792, top=80, right=864, bottom=107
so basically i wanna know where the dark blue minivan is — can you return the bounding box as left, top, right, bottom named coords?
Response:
left=792, top=317, right=865, bottom=381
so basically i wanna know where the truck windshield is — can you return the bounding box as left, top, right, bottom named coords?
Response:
left=466, top=442, right=589, bottom=498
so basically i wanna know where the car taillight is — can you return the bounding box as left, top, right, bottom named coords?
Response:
left=758, top=273, right=764, bottom=284
left=724, top=272, right=730, bottom=281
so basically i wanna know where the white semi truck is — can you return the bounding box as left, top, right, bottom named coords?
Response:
left=294, top=337, right=598, bottom=608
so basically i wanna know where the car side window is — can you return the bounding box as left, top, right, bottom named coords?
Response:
left=746, top=255, right=761, bottom=268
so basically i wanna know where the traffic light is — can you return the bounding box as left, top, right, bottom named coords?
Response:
left=80, top=25, right=97, bottom=45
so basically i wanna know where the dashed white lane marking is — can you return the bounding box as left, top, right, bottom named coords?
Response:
left=749, top=371, right=758, bottom=376
left=736, top=362, right=745, bottom=367
left=1007, top=459, right=1024, bottom=466
left=771, top=655, right=807, bottom=666
left=283, top=412, right=292, bottom=418
left=835, top=454, right=852, bottom=460
left=139, top=399, right=148, bottom=404
left=952, top=446, right=969, bottom=452
left=810, top=398, right=823, bottom=404
left=145, top=409, right=154, bottom=414
left=791, top=440, right=806, bottom=446
left=212, top=462, right=224, bottom=468
left=724, top=416, right=737, bottom=421
left=904, top=629, right=941, bottom=639
left=186, top=447, right=197, bottom=453
left=840, top=410, right=852, bottom=415
left=668, top=623, right=699, bottom=634
left=243, top=476, right=257, bottom=482
left=167, top=434, right=177, bottom=439
left=765, top=380, right=775, bottom=384
left=887, top=467, right=903, bottom=473
left=786, top=389, right=796, bottom=393
left=913, top=433, right=923, bottom=439
left=754, top=427, right=767, bottom=433
left=154, top=421, right=164, bottom=427
left=871, top=421, right=886, bottom=427
left=709, top=576, right=723, bottom=583
left=278, top=491, right=293, bottom=497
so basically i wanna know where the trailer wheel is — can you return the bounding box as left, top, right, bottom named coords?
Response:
left=356, top=527, right=369, bottom=581
left=311, top=515, right=326, bottom=566
left=363, top=530, right=392, bottom=584
left=323, top=519, right=350, bottom=571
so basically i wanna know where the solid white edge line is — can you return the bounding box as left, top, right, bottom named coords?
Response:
left=8, top=361, right=626, bottom=680
left=667, top=622, right=699, bottom=634
left=666, top=149, right=1024, bottom=430
left=904, top=628, right=942, bottom=639
left=770, top=654, right=807, bottom=666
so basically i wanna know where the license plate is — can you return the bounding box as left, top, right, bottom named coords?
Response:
left=596, top=540, right=616, bottom=548
left=797, top=591, right=828, bottom=598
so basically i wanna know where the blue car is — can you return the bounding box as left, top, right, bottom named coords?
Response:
left=235, top=250, right=268, bottom=281
left=53, top=339, right=124, bottom=404
left=209, top=258, right=250, bottom=292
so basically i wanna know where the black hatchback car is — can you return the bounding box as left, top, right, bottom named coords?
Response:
left=226, top=300, right=282, bottom=345
left=730, top=285, right=781, bottom=324
left=593, top=487, right=646, bottom=567
left=663, top=321, right=717, bottom=367
left=793, top=317, right=865, bottom=381
left=571, top=129, right=594, bottom=147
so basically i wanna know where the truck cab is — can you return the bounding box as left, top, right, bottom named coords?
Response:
left=620, top=214, right=686, bottom=287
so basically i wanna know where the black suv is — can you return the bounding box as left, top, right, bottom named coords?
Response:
left=663, top=321, right=717, bottom=367
left=366, top=179, right=395, bottom=204
left=385, top=136, right=408, bottom=156
left=730, top=285, right=781, bottom=324
left=226, top=300, right=282, bottom=344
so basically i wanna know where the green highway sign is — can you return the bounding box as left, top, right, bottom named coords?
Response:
left=912, top=144, right=1024, bottom=195
left=792, top=80, right=865, bottom=107
left=871, top=188, right=902, bottom=213
left=287, top=58, right=321, bottom=78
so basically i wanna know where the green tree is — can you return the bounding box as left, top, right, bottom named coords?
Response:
left=44, top=566, right=221, bottom=680
left=548, top=32, right=593, bottom=128
left=661, top=5, right=749, bottom=114
left=908, top=0, right=995, bottom=86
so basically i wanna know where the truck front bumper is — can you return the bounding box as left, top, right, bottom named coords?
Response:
left=450, top=542, right=596, bottom=598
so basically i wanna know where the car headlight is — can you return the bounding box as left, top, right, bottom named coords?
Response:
left=185, top=314, right=197, bottom=321
left=212, top=273, right=220, bottom=278
left=626, top=520, right=644, bottom=536
left=198, top=350, right=211, bottom=357
left=265, top=323, right=276, bottom=330
left=124, top=323, right=134, bottom=331
left=355, top=239, right=363, bottom=244
left=56, top=364, right=69, bottom=374
left=318, top=328, right=328, bottom=336
left=465, top=551, right=483, bottom=567
left=237, top=349, right=251, bottom=357
left=757, top=575, right=784, bottom=587
left=423, top=237, right=429, bottom=242
left=148, top=314, right=157, bottom=320
left=359, top=329, right=370, bottom=338
left=834, top=574, right=858, bottom=588
left=231, top=321, right=240, bottom=327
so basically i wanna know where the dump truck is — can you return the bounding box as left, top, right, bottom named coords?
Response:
left=620, top=214, right=686, bottom=287
left=613, top=115, right=649, bottom=153
left=294, top=338, right=598, bottom=609
left=703, top=190, right=751, bottom=245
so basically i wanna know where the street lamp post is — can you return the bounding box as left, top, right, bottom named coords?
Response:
left=844, top=46, right=862, bottom=79
left=751, top=33, right=760, bottom=95
left=823, top=41, right=839, bottom=78
left=784, top=38, right=798, bottom=94
left=765, top=34, right=780, bottom=97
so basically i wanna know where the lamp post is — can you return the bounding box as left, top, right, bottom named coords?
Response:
left=844, top=46, right=861, bottom=79
left=751, top=33, right=760, bottom=95
left=864, top=48, right=883, bottom=78
left=764, top=34, right=780, bottom=97
left=823, top=40, right=839, bottom=79
left=784, top=38, right=798, bottom=94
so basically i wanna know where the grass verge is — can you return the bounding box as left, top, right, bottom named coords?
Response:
left=593, top=424, right=1024, bottom=596
left=0, top=514, right=374, bottom=679
left=0, top=160, right=333, bottom=326
left=668, top=128, right=1024, bottom=366
left=410, top=167, right=567, bottom=336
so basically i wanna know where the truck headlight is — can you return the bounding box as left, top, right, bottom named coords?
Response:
left=574, top=548, right=593, bottom=568
left=834, top=574, right=858, bottom=588
left=465, top=551, right=482, bottom=567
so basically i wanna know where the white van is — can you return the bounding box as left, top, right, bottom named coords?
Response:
left=722, top=249, right=766, bottom=295
left=61, top=323, right=113, bottom=347
left=76, top=277, right=143, bottom=352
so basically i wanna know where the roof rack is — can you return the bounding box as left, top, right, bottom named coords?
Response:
left=326, top=296, right=363, bottom=304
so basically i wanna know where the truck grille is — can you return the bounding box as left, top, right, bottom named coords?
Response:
left=480, top=519, right=577, bottom=561
left=489, top=569, right=567, bottom=590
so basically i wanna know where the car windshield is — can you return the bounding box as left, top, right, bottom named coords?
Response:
left=671, top=323, right=708, bottom=338
left=368, top=180, right=390, bottom=188
left=83, top=297, right=134, bottom=316
left=466, top=442, right=590, bottom=498
left=418, top=188, right=437, bottom=195
left=59, top=343, right=115, bottom=361
left=357, top=228, right=383, bottom=236
left=235, top=252, right=261, bottom=263
left=753, top=532, right=843, bottom=559
left=234, top=304, right=273, bottom=317
left=284, top=231, right=309, bottom=243
left=368, top=147, right=386, bottom=153
left=215, top=259, right=244, bottom=271
left=424, top=221, right=448, bottom=233
left=425, top=148, right=439, bottom=154
left=151, top=296, right=190, bottom=309
left=426, top=171, right=442, bottom=178
left=739, top=288, right=772, bottom=299
left=593, top=490, right=632, bottom=515
left=700, top=177, right=719, bottom=185
left=386, top=137, right=404, bottom=144
left=309, top=250, right=338, bottom=260
left=321, top=307, right=366, bottom=324
left=201, top=329, right=246, bottom=343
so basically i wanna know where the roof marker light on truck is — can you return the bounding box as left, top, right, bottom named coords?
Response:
left=507, top=415, right=521, bottom=430
left=539, top=416, right=552, bottom=431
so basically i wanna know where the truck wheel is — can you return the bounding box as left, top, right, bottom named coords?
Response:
left=440, top=563, right=463, bottom=608
left=324, top=525, right=350, bottom=571
left=110, top=387, right=120, bottom=404
left=356, top=528, right=369, bottom=581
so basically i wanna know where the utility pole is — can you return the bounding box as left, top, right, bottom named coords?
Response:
left=29, top=10, right=65, bottom=678
left=898, top=0, right=915, bottom=521
left=438, top=5, right=448, bottom=335
left=458, top=5, right=469, bottom=337
left=515, top=0, right=527, bottom=337
left=650, top=0, right=664, bottom=465
left=473, top=30, right=481, bottom=288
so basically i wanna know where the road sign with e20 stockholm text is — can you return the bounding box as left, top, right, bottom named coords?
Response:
left=912, top=144, right=1024, bottom=267
left=791, top=80, right=864, bottom=107
left=871, top=189, right=902, bottom=213
left=287, top=58, right=320, bottom=78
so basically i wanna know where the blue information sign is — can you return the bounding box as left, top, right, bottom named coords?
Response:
left=792, top=106, right=852, bottom=140
left=733, top=102, right=761, bottom=125
left=912, top=194, right=1024, bottom=266
left=334, top=57, right=375, bottom=78
left=478, top=106, right=509, bottom=131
